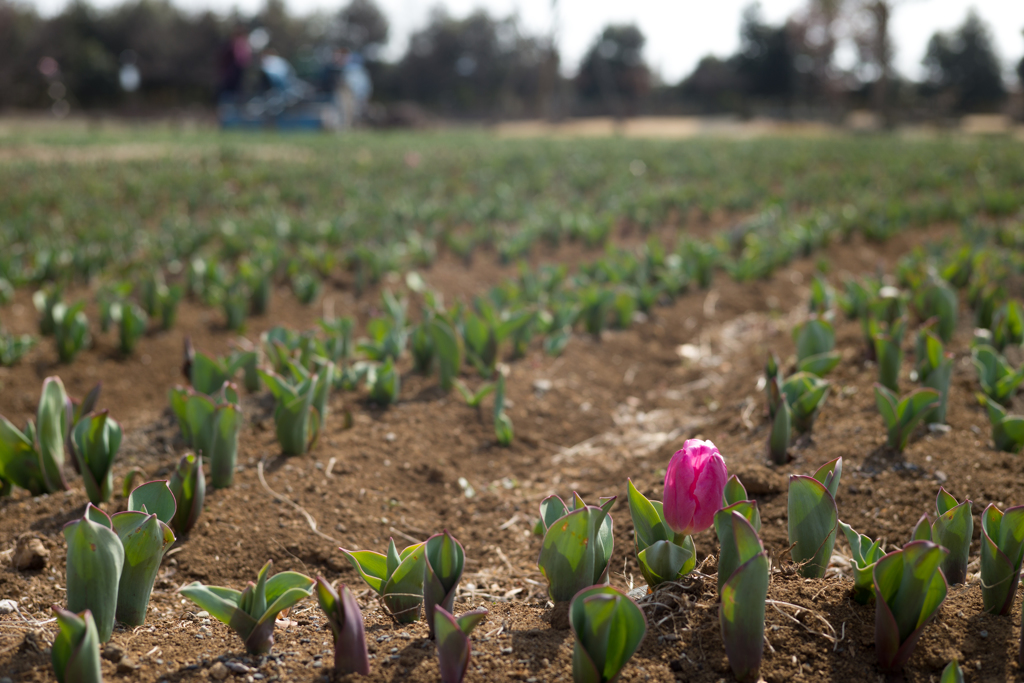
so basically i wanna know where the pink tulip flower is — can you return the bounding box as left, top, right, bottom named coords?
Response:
left=663, top=439, right=728, bottom=535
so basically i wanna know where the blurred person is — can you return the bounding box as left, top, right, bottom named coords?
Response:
left=218, top=26, right=252, bottom=102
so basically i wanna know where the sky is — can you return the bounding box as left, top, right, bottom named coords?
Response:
left=30, top=0, right=1024, bottom=83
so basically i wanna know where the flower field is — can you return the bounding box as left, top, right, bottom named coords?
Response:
left=2, top=128, right=1024, bottom=682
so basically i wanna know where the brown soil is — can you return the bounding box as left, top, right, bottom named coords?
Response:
left=1, top=225, right=1018, bottom=683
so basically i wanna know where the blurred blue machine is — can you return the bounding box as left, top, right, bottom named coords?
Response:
left=218, top=51, right=371, bottom=131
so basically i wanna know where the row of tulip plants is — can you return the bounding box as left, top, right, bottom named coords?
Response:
left=47, top=433, right=1004, bottom=683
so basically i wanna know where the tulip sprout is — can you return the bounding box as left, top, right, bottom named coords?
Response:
left=941, top=659, right=964, bottom=683
left=915, top=330, right=952, bottom=424
left=168, top=452, right=205, bottom=536
left=181, top=560, right=314, bottom=654
left=112, top=480, right=177, bottom=625
left=367, top=358, right=401, bottom=406
left=874, top=385, right=940, bottom=452
left=424, top=530, right=465, bottom=639
left=51, top=606, right=102, bottom=683
left=315, top=578, right=370, bottom=676
left=931, top=488, right=973, bottom=585
left=117, top=302, right=148, bottom=355
left=839, top=522, right=883, bottom=604
left=714, top=476, right=761, bottom=595
left=342, top=538, right=426, bottom=624
left=493, top=373, right=513, bottom=447
left=973, top=344, right=1024, bottom=406
left=0, top=376, right=70, bottom=495
left=979, top=503, right=1024, bottom=615
left=780, top=372, right=830, bottom=433
left=429, top=317, right=462, bottom=392
left=979, top=394, right=1024, bottom=452
left=793, top=317, right=841, bottom=377
left=537, top=494, right=615, bottom=611
left=788, top=457, right=841, bottom=578
left=64, top=504, right=125, bottom=642
left=169, top=382, right=241, bottom=488
left=569, top=585, right=647, bottom=683
left=874, top=541, right=948, bottom=671
left=626, top=479, right=695, bottom=588
left=718, top=511, right=770, bottom=683
left=434, top=607, right=488, bottom=683
left=71, top=410, right=122, bottom=505
left=54, top=301, right=91, bottom=364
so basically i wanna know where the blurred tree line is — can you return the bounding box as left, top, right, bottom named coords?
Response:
left=0, top=0, right=1021, bottom=121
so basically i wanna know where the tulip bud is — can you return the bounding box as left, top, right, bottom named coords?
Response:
left=662, top=439, right=727, bottom=536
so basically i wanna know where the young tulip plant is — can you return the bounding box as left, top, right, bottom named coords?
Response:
left=429, top=316, right=463, bottom=393
left=169, top=382, right=241, bottom=488
left=979, top=503, right=1024, bottom=615
left=788, top=457, right=841, bottom=578
left=342, top=538, right=426, bottom=624
left=51, top=606, right=102, bottom=683
left=718, top=510, right=770, bottom=683
left=714, top=476, right=761, bottom=595
left=180, top=560, right=315, bottom=655
left=183, top=338, right=256, bottom=395
left=874, top=385, right=940, bottom=452
left=65, top=382, right=102, bottom=471
left=874, top=540, right=949, bottom=672
left=839, top=522, right=884, bottom=603
left=315, top=578, right=370, bottom=676
left=973, top=344, right=1024, bottom=406
left=927, top=489, right=973, bottom=585
left=423, top=530, right=466, bottom=639
left=493, top=373, right=514, bottom=447
left=168, top=452, right=205, bottom=537
left=71, top=410, right=122, bottom=505
left=569, top=585, right=647, bottom=683
left=626, top=479, right=696, bottom=588
left=537, top=493, right=615, bottom=626
left=792, top=317, right=841, bottom=377
left=914, top=330, right=953, bottom=424
left=435, top=607, right=488, bottom=683
left=112, top=481, right=177, bottom=625
left=941, top=660, right=964, bottom=683
left=979, top=394, right=1024, bottom=452
left=367, top=358, right=401, bottom=406
left=0, top=376, right=69, bottom=495
left=260, top=366, right=328, bottom=454
left=64, top=504, right=125, bottom=642
left=116, top=302, right=148, bottom=355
